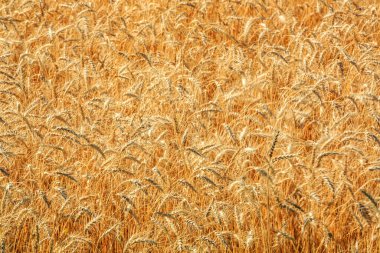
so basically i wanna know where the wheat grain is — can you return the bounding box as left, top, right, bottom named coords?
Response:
left=1, top=0, right=379, bottom=252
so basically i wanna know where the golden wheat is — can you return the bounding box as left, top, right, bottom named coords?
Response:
left=0, top=0, right=379, bottom=252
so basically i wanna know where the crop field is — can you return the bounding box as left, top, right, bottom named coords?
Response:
left=0, top=0, right=379, bottom=252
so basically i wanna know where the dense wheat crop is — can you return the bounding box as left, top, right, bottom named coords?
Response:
left=0, top=0, right=379, bottom=252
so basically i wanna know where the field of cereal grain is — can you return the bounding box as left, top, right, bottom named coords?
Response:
left=0, top=0, right=379, bottom=252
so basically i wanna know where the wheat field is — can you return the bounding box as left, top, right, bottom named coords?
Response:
left=0, top=0, right=379, bottom=252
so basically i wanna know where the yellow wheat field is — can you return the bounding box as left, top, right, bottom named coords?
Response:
left=0, top=0, right=379, bottom=252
